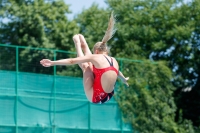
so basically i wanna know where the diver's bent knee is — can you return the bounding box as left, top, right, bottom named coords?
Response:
left=73, top=34, right=79, bottom=39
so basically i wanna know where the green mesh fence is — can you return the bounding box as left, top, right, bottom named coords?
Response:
left=0, top=44, right=134, bottom=133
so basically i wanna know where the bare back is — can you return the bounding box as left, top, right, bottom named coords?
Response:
left=92, top=54, right=119, bottom=93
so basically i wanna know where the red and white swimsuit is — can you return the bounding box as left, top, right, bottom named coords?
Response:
left=92, top=55, right=118, bottom=104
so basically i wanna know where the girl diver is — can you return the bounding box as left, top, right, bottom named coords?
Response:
left=40, top=12, right=129, bottom=104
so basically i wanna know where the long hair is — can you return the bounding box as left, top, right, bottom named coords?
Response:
left=93, top=11, right=117, bottom=53
left=102, top=11, right=117, bottom=44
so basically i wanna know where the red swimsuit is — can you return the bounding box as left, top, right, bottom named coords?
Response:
left=92, top=55, right=118, bottom=104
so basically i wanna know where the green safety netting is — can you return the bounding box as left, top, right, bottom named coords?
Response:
left=0, top=71, right=132, bottom=133
left=0, top=44, right=133, bottom=133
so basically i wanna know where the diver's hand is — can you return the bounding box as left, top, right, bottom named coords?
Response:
left=40, top=59, right=53, bottom=67
left=122, top=77, right=129, bottom=87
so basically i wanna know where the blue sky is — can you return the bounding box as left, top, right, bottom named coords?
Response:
left=64, top=0, right=108, bottom=19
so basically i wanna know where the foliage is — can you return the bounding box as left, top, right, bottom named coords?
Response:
left=71, top=0, right=200, bottom=131
left=0, top=0, right=78, bottom=49
left=115, top=60, right=194, bottom=133
left=0, top=0, right=81, bottom=75
left=171, top=1, right=200, bottom=127
left=104, top=0, right=200, bottom=131
left=106, top=0, right=194, bottom=60
left=74, top=4, right=110, bottom=52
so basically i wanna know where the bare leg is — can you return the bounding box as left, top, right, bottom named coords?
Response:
left=72, top=34, right=85, bottom=70
left=73, top=34, right=93, bottom=102
left=78, top=34, right=92, bottom=55
left=78, top=34, right=93, bottom=69
left=82, top=67, right=94, bottom=102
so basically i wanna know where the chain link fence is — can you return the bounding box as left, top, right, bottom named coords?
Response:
left=0, top=44, right=134, bottom=133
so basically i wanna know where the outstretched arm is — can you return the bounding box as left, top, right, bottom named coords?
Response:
left=40, top=58, right=74, bottom=67
left=118, top=71, right=129, bottom=87
left=40, top=54, right=96, bottom=67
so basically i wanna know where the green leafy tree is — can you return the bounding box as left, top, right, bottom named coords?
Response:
left=171, top=0, right=200, bottom=128
left=0, top=0, right=81, bottom=76
left=0, top=0, right=78, bottom=49
left=116, top=61, right=194, bottom=133
left=104, top=0, right=198, bottom=132
left=74, top=1, right=194, bottom=132
left=75, top=0, right=200, bottom=130
left=107, top=0, right=194, bottom=59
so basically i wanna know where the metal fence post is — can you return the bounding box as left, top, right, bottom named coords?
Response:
left=53, top=50, right=57, bottom=133
left=15, top=46, right=19, bottom=133
left=119, top=59, right=124, bottom=133
left=88, top=102, right=91, bottom=133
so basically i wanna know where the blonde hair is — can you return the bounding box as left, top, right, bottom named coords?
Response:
left=93, top=11, right=116, bottom=53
